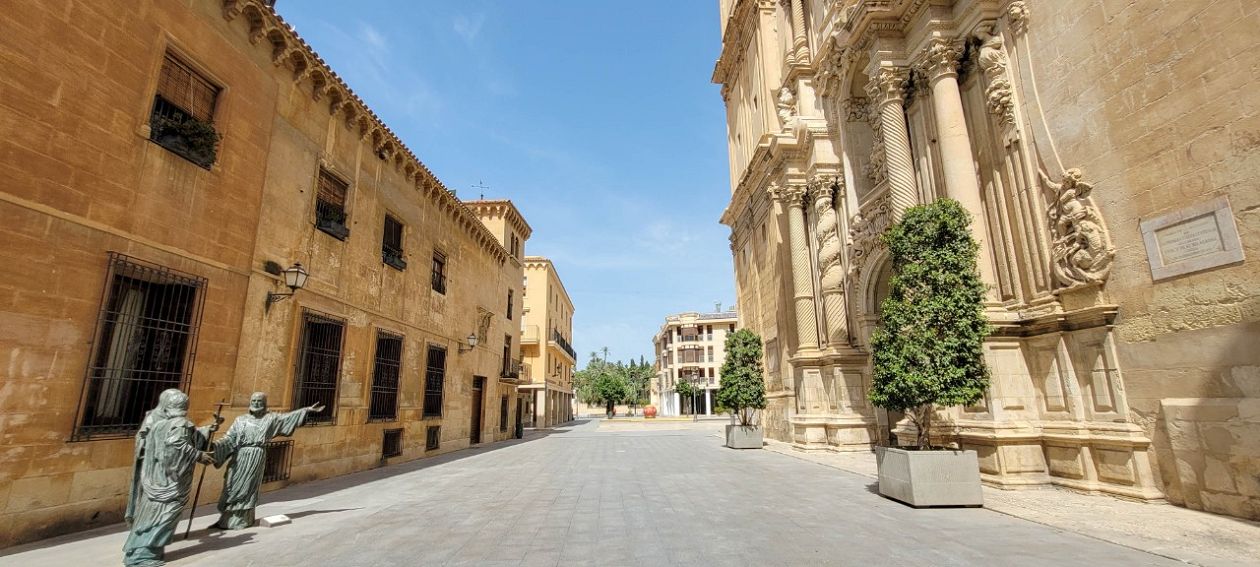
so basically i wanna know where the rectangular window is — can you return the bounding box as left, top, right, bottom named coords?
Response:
left=423, top=345, right=447, bottom=417
left=501, top=334, right=512, bottom=376
left=368, top=331, right=403, bottom=421
left=382, top=215, right=405, bottom=270
left=500, top=395, right=509, bottom=432
left=74, top=253, right=206, bottom=440
left=150, top=52, right=220, bottom=168
left=294, top=311, right=343, bottom=424
left=262, top=439, right=294, bottom=483
left=431, top=251, right=447, bottom=294
left=382, top=428, right=403, bottom=459
left=506, top=289, right=514, bottom=320
left=315, top=168, right=350, bottom=240
left=425, top=425, right=441, bottom=451
left=707, top=346, right=714, bottom=362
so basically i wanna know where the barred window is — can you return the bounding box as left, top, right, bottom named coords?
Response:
left=382, top=428, right=403, bottom=459
left=431, top=251, right=446, bottom=294
left=423, top=345, right=446, bottom=417
left=368, top=331, right=403, bottom=421
left=74, top=253, right=207, bottom=440
left=155, top=52, right=218, bottom=122
left=425, top=425, right=441, bottom=451
left=315, top=169, right=350, bottom=240
left=501, top=334, right=512, bottom=376
left=382, top=215, right=405, bottom=270
left=499, top=395, right=509, bottom=432
left=262, top=439, right=294, bottom=483
left=294, top=311, right=343, bottom=423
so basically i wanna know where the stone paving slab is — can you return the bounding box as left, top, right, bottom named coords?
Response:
left=0, top=419, right=1225, bottom=567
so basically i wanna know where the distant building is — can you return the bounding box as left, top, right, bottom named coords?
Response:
left=652, top=308, right=738, bottom=416
left=519, top=257, right=576, bottom=427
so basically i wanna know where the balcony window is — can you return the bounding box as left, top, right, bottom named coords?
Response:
left=315, top=169, right=350, bottom=240
left=431, top=251, right=447, bottom=294
left=150, top=52, right=220, bottom=168
left=382, top=215, right=406, bottom=270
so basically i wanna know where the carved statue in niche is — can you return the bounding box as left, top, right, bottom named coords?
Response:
left=777, top=85, right=797, bottom=129
left=1040, top=168, right=1115, bottom=288
left=977, top=33, right=1016, bottom=128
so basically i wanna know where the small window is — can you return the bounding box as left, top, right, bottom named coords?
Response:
left=262, top=440, right=294, bottom=483
left=425, top=425, right=441, bottom=451
left=431, top=251, right=447, bottom=294
left=501, top=334, right=512, bottom=377
left=382, top=428, right=403, bottom=459
left=506, top=289, right=514, bottom=320
left=382, top=215, right=405, bottom=270
left=294, top=310, right=343, bottom=424
left=499, top=395, right=509, bottom=432
left=150, top=52, right=221, bottom=168
left=423, top=345, right=446, bottom=417
left=315, top=169, right=350, bottom=240
left=707, top=346, right=714, bottom=362
left=368, top=331, right=403, bottom=421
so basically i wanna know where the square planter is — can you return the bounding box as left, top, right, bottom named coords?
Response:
left=876, top=446, right=983, bottom=507
left=725, top=425, right=763, bottom=449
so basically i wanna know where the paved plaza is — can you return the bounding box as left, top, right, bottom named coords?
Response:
left=2, top=420, right=1254, bottom=567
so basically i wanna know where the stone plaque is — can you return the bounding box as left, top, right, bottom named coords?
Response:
left=1141, top=196, right=1244, bottom=281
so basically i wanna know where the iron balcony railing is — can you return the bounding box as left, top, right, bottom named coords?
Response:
left=500, top=357, right=523, bottom=380
left=551, top=330, right=576, bottom=360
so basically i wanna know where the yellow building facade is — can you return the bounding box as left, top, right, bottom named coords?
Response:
left=0, top=0, right=528, bottom=547
left=520, top=257, right=576, bottom=427
left=715, top=0, right=1259, bottom=519
left=651, top=309, right=739, bottom=416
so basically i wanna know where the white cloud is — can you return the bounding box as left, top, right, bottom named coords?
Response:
left=453, top=13, right=486, bottom=43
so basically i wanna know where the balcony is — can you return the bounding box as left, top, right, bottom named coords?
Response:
left=522, top=325, right=540, bottom=345
left=550, top=330, right=577, bottom=361
left=499, top=357, right=525, bottom=383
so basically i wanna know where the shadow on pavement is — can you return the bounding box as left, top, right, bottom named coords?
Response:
left=164, top=531, right=257, bottom=562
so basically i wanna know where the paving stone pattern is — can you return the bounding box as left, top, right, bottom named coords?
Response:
left=0, top=420, right=1187, bottom=566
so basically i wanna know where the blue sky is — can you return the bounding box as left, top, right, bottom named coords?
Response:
left=275, top=1, right=735, bottom=367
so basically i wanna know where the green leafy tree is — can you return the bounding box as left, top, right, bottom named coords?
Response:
left=717, top=329, right=767, bottom=426
left=868, top=199, right=991, bottom=450
left=623, top=357, right=653, bottom=413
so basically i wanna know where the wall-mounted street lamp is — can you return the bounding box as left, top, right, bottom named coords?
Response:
left=265, top=262, right=309, bottom=313
left=458, top=333, right=479, bottom=353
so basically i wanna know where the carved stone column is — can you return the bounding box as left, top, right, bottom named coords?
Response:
left=790, top=0, right=810, bottom=64
left=811, top=175, right=848, bottom=346
left=779, top=183, right=819, bottom=351
left=866, top=67, right=918, bottom=218
left=919, top=39, right=999, bottom=291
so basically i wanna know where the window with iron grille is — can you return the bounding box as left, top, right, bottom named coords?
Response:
left=506, top=289, right=513, bottom=320
left=315, top=168, right=350, bottom=240
left=382, top=215, right=405, bottom=270
left=423, top=345, right=446, bottom=417
left=431, top=251, right=447, bottom=294
left=501, top=334, right=512, bottom=376
left=262, top=439, right=294, bottom=483
left=499, top=395, right=509, bottom=432
left=74, top=253, right=207, bottom=440
left=368, top=331, right=402, bottom=421
left=149, top=52, right=221, bottom=168
left=425, top=425, right=441, bottom=451
left=294, top=311, right=343, bottom=424
left=382, top=428, right=403, bottom=458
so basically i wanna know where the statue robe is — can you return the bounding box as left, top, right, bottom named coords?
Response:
left=122, top=416, right=210, bottom=567
left=212, top=409, right=311, bottom=529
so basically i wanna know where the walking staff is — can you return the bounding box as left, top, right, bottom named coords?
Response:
left=183, top=400, right=227, bottom=540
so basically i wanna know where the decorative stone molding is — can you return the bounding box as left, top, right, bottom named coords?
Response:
left=865, top=66, right=910, bottom=106
left=779, top=183, right=809, bottom=207
left=977, top=33, right=1016, bottom=128
left=812, top=175, right=849, bottom=343
left=1006, top=0, right=1030, bottom=34
left=844, top=96, right=869, bottom=122
left=918, top=38, right=962, bottom=82
left=777, top=85, right=798, bottom=129
left=846, top=192, right=893, bottom=280
left=1040, top=169, right=1115, bottom=289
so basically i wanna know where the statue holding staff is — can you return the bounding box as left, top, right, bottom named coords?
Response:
left=211, top=392, right=324, bottom=529
left=123, top=389, right=219, bottom=567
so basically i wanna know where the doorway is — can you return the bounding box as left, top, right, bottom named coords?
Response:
left=470, top=376, right=485, bottom=444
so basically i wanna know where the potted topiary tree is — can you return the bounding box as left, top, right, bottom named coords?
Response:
left=868, top=198, right=991, bottom=507
left=717, top=329, right=767, bottom=449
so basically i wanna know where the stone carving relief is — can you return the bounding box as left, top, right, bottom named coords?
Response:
left=846, top=191, right=893, bottom=281
left=844, top=96, right=869, bottom=122
left=777, top=85, right=798, bottom=129
left=1007, top=0, right=1030, bottom=34
left=918, top=38, right=962, bottom=81
left=1040, top=168, right=1115, bottom=288
left=977, top=33, right=1016, bottom=128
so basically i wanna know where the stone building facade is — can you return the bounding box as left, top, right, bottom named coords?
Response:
left=519, top=257, right=576, bottom=427
left=714, top=0, right=1259, bottom=519
left=0, top=0, right=529, bottom=547
left=651, top=309, right=739, bottom=416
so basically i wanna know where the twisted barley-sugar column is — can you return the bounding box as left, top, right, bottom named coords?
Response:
left=921, top=39, right=999, bottom=294
left=812, top=182, right=848, bottom=345
left=780, top=184, right=820, bottom=351
left=867, top=67, right=918, bottom=218
left=790, top=0, right=810, bottom=64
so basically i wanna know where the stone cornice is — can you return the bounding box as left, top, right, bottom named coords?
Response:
left=219, top=0, right=509, bottom=265
left=713, top=0, right=775, bottom=89
left=463, top=199, right=534, bottom=240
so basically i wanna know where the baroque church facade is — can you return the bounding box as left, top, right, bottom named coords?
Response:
left=715, top=0, right=1259, bottom=519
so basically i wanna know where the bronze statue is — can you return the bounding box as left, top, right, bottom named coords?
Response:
left=123, top=389, right=218, bottom=567
left=211, top=392, right=323, bottom=529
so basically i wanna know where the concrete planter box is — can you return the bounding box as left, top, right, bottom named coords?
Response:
left=876, top=446, right=983, bottom=507
left=725, top=425, right=763, bottom=449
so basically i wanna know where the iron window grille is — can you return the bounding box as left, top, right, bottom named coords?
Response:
left=501, top=334, right=512, bottom=376
left=425, top=425, right=441, bottom=451
left=368, top=331, right=403, bottom=421
left=149, top=52, right=220, bottom=168
left=262, top=439, right=294, bottom=483
left=315, top=169, right=350, bottom=240
left=423, top=345, right=446, bottom=417
left=431, top=251, right=446, bottom=294
left=382, top=215, right=406, bottom=270
left=382, top=428, right=403, bottom=459
left=294, top=310, right=343, bottom=424
left=499, top=395, right=509, bottom=432
left=73, top=253, right=207, bottom=440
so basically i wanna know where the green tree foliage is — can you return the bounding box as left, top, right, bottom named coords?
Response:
left=867, top=199, right=991, bottom=449
left=674, top=378, right=697, bottom=399
left=623, top=357, right=654, bottom=410
left=717, top=329, right=767, bottom=426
